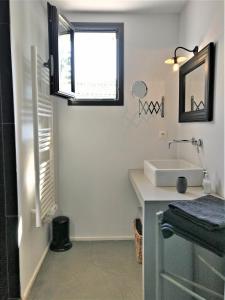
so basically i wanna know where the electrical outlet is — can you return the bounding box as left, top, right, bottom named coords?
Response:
left=159, top=130, right=167, bottom=140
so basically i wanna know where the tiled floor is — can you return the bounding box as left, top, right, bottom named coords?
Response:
left=29, top=241, right=142, bottom=300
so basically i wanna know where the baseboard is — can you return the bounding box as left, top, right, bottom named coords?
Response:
left=70, top=236, right=134, bottom=241
left=22, top=243, right=50, bottom=300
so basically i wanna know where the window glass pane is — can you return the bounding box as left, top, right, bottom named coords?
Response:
left=58, top=16, right=72, bottom=93
left=74, top=32, right=117, bottom=99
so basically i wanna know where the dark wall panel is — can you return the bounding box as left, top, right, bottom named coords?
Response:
left=0, top=0, right=20, bottom=299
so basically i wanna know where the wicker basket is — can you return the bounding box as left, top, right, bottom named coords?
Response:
left=134, top=218, right=142, bottom=264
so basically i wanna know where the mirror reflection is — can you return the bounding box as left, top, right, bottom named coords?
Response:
left=185, top=64, right=205, bottom=112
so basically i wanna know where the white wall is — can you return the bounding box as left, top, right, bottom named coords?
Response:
left=177, top=1, right=225, bottom=297
left=177, top=0, right=224, bottom=196
left=10, top=0, right=50, bottom=297
left=55, top=12, right=179, bottom=239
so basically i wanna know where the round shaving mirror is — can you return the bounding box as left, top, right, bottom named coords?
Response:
left=132, top=81, right=148, bottom=99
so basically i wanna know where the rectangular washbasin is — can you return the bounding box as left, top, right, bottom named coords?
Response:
left=144, top=159, right=203, bottom=187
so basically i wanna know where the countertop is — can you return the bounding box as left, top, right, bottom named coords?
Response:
left=129, top=169, right=205, bottom=206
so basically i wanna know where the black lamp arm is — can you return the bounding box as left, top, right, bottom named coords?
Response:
left=174, top=46, right=198, bottom=58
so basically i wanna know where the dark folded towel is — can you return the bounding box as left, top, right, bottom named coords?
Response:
left=169, top=195, right=225, bottom=231
left=162, top=209, right=225, bottom=257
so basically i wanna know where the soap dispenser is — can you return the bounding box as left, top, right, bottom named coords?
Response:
left=202, top=170, right=211, bottom=194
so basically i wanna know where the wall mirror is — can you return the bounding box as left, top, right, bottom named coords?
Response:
left=132, top=81, right=148, bottom=99
left=179, top=43, right=215, bottom=122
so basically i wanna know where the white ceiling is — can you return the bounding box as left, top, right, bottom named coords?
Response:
left=50, top=0, right=188, bottom=14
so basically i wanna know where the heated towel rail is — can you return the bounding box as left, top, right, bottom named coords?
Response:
left=31, top=46, right=57, bottom=227
left=156, top=211, right=225, bottom=300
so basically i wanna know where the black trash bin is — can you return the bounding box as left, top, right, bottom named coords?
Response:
left=50, top=216, right=72, bottom=252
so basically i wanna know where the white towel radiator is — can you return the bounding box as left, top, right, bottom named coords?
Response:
left=31, top=45, right=57, bottom=227
left=156, top=211, right=225, bottom=300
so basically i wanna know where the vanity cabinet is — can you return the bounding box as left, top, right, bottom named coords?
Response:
left=129, top=169, right=204, bottom=300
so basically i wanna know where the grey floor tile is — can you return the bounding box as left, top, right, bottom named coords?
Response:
left=29, top=241, right=142, bottom=300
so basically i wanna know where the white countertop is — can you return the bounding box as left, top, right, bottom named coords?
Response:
left=129, top=169, right=205, bottom=206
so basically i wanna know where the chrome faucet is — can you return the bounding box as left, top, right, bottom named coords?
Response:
left=168, top=137, right=203, bottom=152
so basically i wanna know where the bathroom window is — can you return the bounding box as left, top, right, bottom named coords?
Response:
left=48, top=3, right=124, bottom=106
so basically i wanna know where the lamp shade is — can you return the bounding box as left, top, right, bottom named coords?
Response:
left=165, top=56, right=187, bottom=65
left=164, top=58, right=175, bottom=64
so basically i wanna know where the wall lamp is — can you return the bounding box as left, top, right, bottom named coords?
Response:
left=165, top=46, right=199, bottom=71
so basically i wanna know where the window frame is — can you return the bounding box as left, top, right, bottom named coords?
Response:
left=68, top=22, right=124, bottom=106
left=47, top=4, right=124, bottom=106
left=48, top=3, right=75, bottom=99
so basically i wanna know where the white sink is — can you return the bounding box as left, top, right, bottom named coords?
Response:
left=144, top=159, right=203, bottom=187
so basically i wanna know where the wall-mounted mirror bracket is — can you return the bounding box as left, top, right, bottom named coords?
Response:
left=132, top=81, right=165, bottom=118
left=139, top=97, right=165, bottom=118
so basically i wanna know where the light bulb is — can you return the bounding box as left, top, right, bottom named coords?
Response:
left=177, top=56, right=187, bottom=63
left=173, top=63, right=179, bottom=72
left=165, top=58, right=175, bottom=65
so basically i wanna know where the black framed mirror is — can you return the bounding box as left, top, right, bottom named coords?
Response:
left=179, top=43, right=215, bottom=122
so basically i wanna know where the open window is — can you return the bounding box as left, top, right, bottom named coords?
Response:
left=48, top=3, right=75, bottom=98
left=47, top=3, right=124, bottom=106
